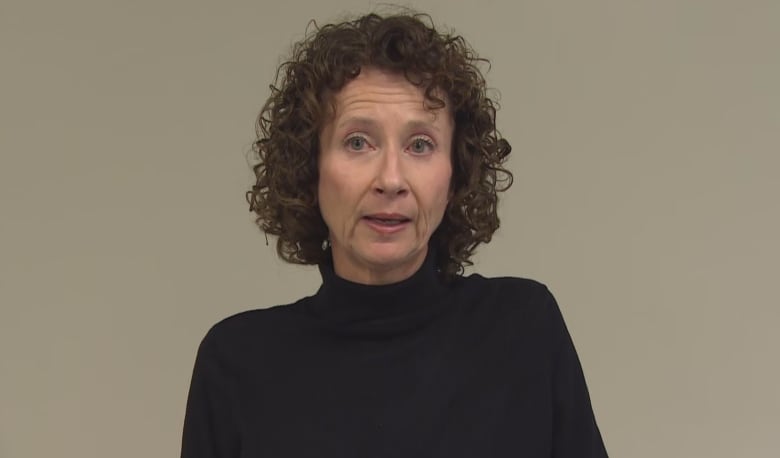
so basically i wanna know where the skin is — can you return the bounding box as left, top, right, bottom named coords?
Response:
left=317, top=67, right=454, bottom=285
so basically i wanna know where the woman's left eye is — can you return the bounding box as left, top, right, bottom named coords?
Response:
left=409, top=137, right=434, bottom=154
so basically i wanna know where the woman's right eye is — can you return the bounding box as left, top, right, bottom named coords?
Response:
left=345, top=135, right=368, bottom=151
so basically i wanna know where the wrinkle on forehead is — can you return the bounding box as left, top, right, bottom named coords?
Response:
left=337, top=84, right=434, bottom=112
left=320, top=67, right=451, bottom=140
left=329, top=67, right=449, bottom=109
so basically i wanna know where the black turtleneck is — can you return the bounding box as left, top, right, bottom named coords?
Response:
left=181, top=252, right=608, bottom=457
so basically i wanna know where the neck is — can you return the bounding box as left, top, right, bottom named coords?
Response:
left=331, top=247, right=428, bottom=285
left=310, top=246, right=449, bottom=336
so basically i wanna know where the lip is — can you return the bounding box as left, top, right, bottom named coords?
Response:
left=362, top=213, right=412, bottom=235
left=365, top=212, right=410, bottom=220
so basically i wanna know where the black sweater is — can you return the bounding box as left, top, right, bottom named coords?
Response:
left=181, top=254, right=608, bottom=457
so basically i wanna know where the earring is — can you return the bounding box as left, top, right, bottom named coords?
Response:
left=321, top=238, right=330, bottom=251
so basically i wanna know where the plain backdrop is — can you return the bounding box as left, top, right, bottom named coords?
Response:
left=1, top=0, right=778, bottom=457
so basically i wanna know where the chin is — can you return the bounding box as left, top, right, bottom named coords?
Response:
left=360, top=243, right=425, bottom=269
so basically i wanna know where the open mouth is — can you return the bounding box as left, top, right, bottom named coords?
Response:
left=363, top=216, right=411, bottom=226
left=362, top=214, right=412, bottom=230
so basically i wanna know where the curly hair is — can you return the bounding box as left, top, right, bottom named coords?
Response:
left=247, top=12, right=512, bottom=278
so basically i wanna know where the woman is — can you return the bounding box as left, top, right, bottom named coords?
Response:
left=182, top=12, right=608, bottom=457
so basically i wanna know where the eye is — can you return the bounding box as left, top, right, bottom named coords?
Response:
left=344, top=134, right=370, bottom=152
left=408, top=136, right=435, bottom=154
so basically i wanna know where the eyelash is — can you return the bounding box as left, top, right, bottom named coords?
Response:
left=344, top=134, right=370, bottom=151
left=408, top=136, right=435, bottom=154
left=343, top=134, right=436, bottom=154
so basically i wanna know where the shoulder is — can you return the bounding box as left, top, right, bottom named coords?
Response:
left=197, top=297, right=313, bottom=359
left=210, top=299, right=305, bottom=332
left=454, top=273, right=556, bottom=310
left=463, top=274, right=550, bottom=293
left=449, top=274, right=564, bottom=333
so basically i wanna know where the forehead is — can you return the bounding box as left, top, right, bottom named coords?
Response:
left=327, top=67, right=449, bottom=122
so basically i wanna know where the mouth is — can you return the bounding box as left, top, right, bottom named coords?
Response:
left=362, top=213, right=412, bottom=232
left=363, top=213, right=411, bottom=224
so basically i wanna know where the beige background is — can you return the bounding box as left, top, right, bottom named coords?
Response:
left=1, top=0, right=778, bottom=456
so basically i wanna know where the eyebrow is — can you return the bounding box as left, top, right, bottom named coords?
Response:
left=335, top=116, right=443, bottom=133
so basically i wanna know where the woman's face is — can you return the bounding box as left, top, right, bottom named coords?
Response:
left=318, top=67, right=453, bottom=285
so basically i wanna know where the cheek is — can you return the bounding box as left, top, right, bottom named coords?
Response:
left=435, top=164, right=454, bottom=213
left=318, top=166, right=357, bottom=225
left=419, top=165, right=453, bottom=227
left=317, top=168, right=337, bottom=225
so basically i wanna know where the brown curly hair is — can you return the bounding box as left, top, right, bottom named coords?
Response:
left=247, top=12, right=512, bottom=278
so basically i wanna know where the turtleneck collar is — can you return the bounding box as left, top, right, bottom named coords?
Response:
left=305, top=248, right=451, bottom=337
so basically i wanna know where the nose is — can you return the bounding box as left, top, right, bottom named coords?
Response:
left=373, top=147, right=408, bottom=197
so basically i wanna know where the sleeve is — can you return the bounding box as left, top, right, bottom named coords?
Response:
left=545, top=289, right=609, bottom=457
left=181, top=328, right=241, bottom=458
